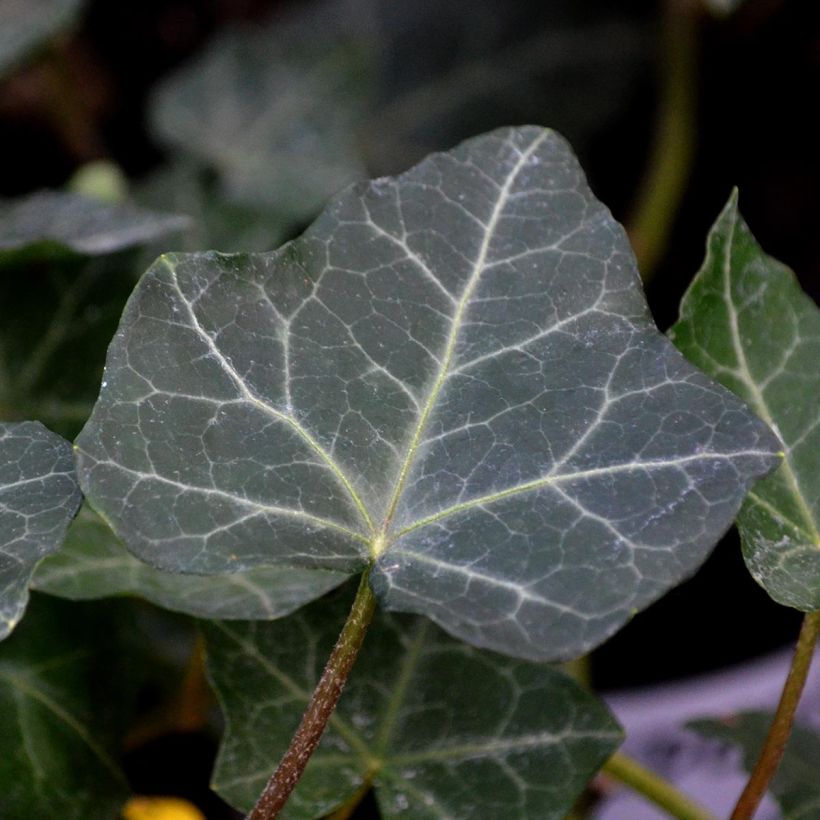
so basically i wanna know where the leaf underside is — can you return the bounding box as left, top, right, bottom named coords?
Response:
left=206, top=584, right=622, bottom=819
left=33, top=504, right=347, bottom=620
left=0, top=422, right=82, bottom=640
left=670, top=192, right=820, bottom=610
left=690, top=713, right=820, bottom=819
left=77, top=126, right=779, bottom=661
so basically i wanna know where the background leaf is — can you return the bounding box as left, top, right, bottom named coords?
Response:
left=33, top=505, right=348, bottom=620
left=77, top=126, right=779, bottom=661
left=0, top=421, right=81, bottom=639
left=690, top=712, right=820, bottom=819
left=0, top=191, right=189, bottom=264
left=206, top=584, right=622, bottom=818
left=149, top=3, right=374, bottom=224
left=670, top=192, right=820, bottom=610
left=0, top=594, right=134, bottom=819
left=0, top=194, right=190, bottom=436
left=0, top=0, right=84, bottom=77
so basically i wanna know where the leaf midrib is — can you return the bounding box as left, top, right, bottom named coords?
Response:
left=374, top=130, right=552, bottom=555
left=722, top=210, right=819, bottom=545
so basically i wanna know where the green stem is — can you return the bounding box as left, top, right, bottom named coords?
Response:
left=248, top=572, right=377, bottom=820
left=603, top=751, right=717, bottom=820
left=731, top=611, right=820, bottom=820
left=628, top=0, right=699, bottom=282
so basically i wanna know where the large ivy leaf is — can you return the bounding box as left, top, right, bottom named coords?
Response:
left=149, top=4, right=374, bottom=223
left=76, top=126, right=779, bottom=661
left=0, top=594, right=133, bottom=819
left=690, top=713, right=820, bottom=819
left=0, top=0, right=83, bottom=77
left=0, top=422, right=81, bottom=640
left=32, top=505, right=347, bottom=619
left=0, top=191, right=189, bottom=265
left=206, top=585, right=622, bottom=818
left=670, top=192, right=820, bottom=610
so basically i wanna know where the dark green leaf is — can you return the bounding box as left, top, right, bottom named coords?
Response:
left=206, top=586, right=622, bottom=818
left=0, top=422, right=81, bottom=639
left=32, top=504, right=347, bottom=619
left=670, top=192, right=820, bottom=609
left=690, top=712, right=820, bottom=819
left=0, top=191, right=189, bottom=265
left=0, top=0, right=83, bottom=76
left=136, top=162, right=292, bottom=254
left=149, top=7, right=374, bottom=221
left=0, top=194, right=189, bottom=437
left=77, top=127, right=779, bottom=661
left=0, top=594, right=132, bottom=819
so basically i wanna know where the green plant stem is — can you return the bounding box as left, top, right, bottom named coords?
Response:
left=628, top=0, right=699, bottom=282
left=731, top=610, right=820, bottom=820
left=248, top=572, right=377, bottom=820
left=603, top=751, right=717, bottom=820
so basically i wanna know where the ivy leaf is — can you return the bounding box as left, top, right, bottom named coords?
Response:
left=690, top=713, right=820, bottom=819
left=0, top=194, right=189, bottom=436
left=76, top=126, right=779, bottom=661
left=670, top=192, right=820, bottom=610
left=205, top=585, right=622, bottom=818
left=0, top=422, right=81, bottom=639
left=149, top=8, right=374, bottom=222
left=0, top=191, right=189, bottom=265
left=32, top=505, right=347, bottom=620
left=0, top=0, right=83, bottom=76
left=0, top=594, right=132, bottom=819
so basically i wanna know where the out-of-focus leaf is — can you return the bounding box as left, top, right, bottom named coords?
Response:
left=0, top=191, right=189, bottom=265
left=690, top=712, right=820, bottom=819
left=0, top=594, right=134, bottom=819
left=149, top=3, right=374, bottom=223
left=32, top=505, right=347, bottom=620
left=136, top=163, right=292, bottom=254
left=206, top=585, right=622, bottom=818
left=0, top=193, right=189, bottom=436
left=0, top=422, right=81, bottom=639
left=77, top=127, right=779, bottom=661
left=361, top=0, right=648, bottom=175
left=670, top=192, right=820, bottom=609
left=0, top=0, right=84, bottom=76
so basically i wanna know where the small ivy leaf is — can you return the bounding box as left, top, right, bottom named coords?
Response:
left=0, top=594, right=132, bottom=819
left=0, top=191, right=189, bottom=265
left=77, top=127, right=780, bottom=661
left=670, top=192, right=820, bottom=610
left=0, top=422, right=82, bottom=639
left=0, top=0, right=83, bottom=77
left=32, top=505, right=347, bottom=620
left=205, top=585, right=622, bottom=819
left=690, top=713, right=820, bottom=819
left=149, top=8, right=374, bottom=222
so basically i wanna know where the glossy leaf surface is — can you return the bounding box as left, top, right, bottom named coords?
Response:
left=77, top=127, right=779, bottom=660
left=0, top=191, right=188, bottom=265
left=0, top=594, right=132, bottom=819
left=33, top=505, right=346, bottom=619
left=691, top=712, right=820, bottom=819
left=670, top=192, right=820, bottom=609
left=206, top=586, right=622, bottom=818
left=0, top=422, right=81, bottom=639
left=0, top=0, right=83, bottom=76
